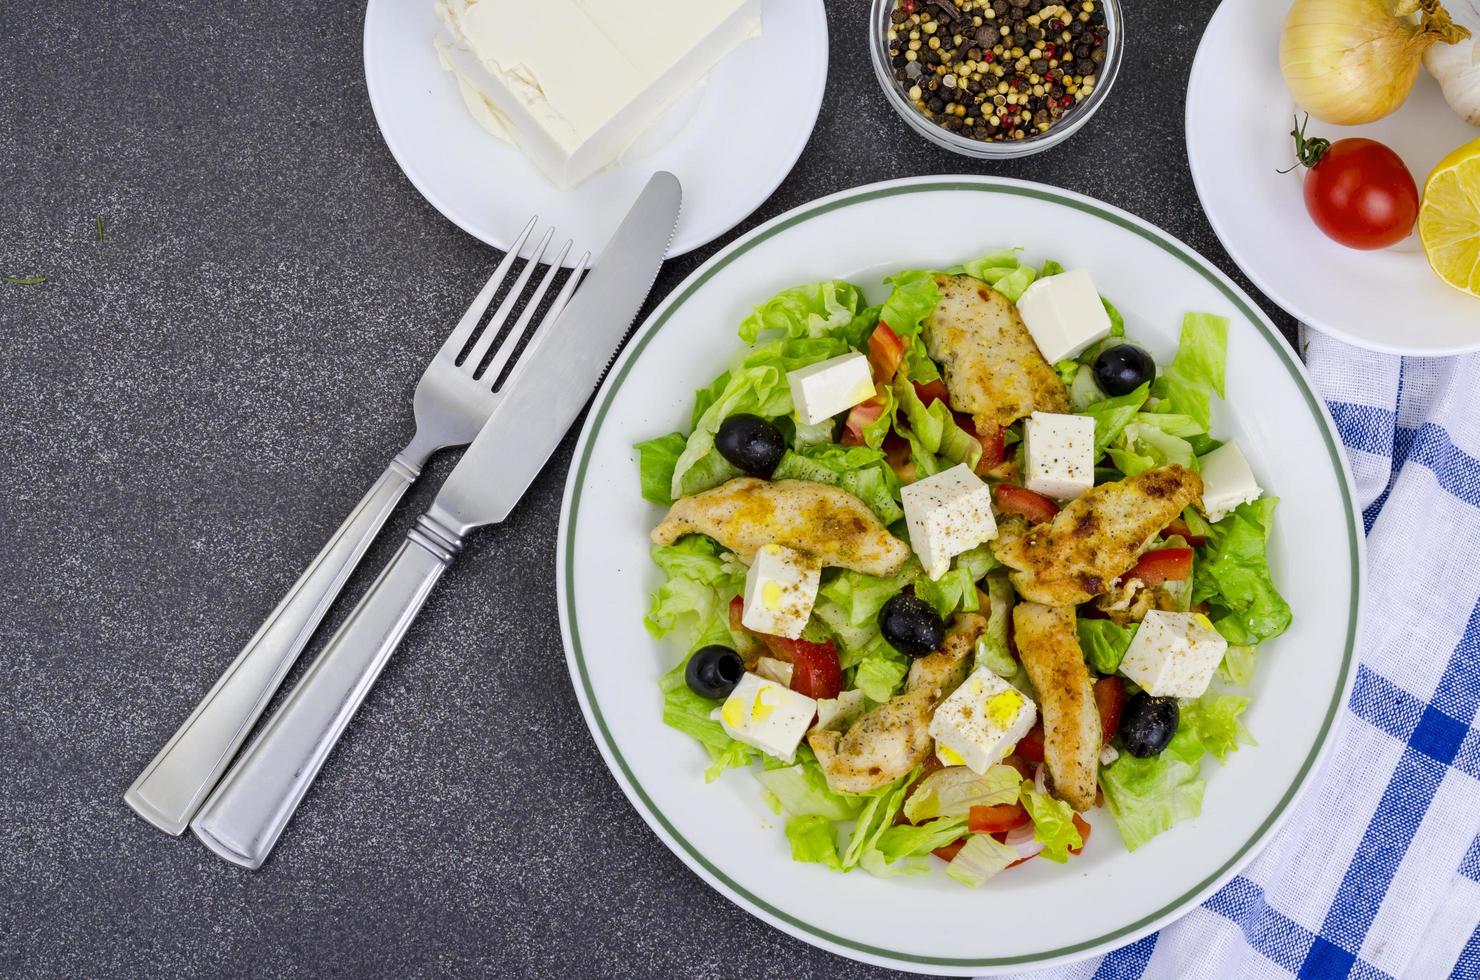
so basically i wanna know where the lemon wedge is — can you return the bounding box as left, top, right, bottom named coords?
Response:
left=1419, top=137, right=1480, bottom=300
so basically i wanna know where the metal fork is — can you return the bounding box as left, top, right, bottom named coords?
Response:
left=124, top=220, right=590, bottom=835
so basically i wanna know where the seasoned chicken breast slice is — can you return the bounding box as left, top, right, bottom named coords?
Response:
left=923, top=274, right=1070, bottom=431
left=651, top=477, right=910, bottom=576
left=993, top=465, right=1203, bottom=606
left=811, top=615, right=986, bottom=795
left=1013, top=602, right=1100, bottom=812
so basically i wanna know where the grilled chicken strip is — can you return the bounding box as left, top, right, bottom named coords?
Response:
left=1013, top=602, right=1100, bottom=812
left=651, top=477, right=911, bottom=576
left=923, top=274, right=1070, bottom=430
left=994, top=465, right=1203, bottom=606
left=810, top=614, right=986, bottom=794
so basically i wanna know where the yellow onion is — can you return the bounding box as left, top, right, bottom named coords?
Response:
left=1280, top=0, right=1471, bottom=125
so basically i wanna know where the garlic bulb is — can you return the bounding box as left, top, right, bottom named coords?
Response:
left=1425, top=0, right=1480, bottom=123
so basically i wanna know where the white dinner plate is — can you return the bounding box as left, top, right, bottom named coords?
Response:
left=557, top=177, right=1363, bottom=974
left=362, top=0, right=827, bottom=264
left=1186, top=0, right=1479, bottom=355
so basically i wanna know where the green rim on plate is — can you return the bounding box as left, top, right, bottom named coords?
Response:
left=561, top=179, right=1361, bottom=968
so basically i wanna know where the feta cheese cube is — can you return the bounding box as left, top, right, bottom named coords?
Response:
left=741, top=544, right=820, bottom=639
left=1015, top=268, right=1114, bottom=364
left=1024, top=411, right=1097, bottom=500
left=1198, top=441, right=1263, bottom=522
left=929, top=668, right=1038, bottom=774
left=1118, top=610, right=1228, bottom=698
left=753, top=656, right=794, bottom=687
left=810, top=689, right=867, bottom=734
left=786, top=352, right=876, bottom=426
left=900, top=464, right=998, bottom=580
left=719, top=672, right=817, bottom=763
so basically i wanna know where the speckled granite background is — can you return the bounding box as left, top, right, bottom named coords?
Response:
left=0, top=1, right=1297, bottom=977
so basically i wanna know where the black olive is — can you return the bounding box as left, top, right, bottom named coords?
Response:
left=1092, top=344, right=1156, bottom=397
left=1119, top=693, right=1180, bottom=757
left=685, top=645, right=745, bottom=699
left=714, top=413, right=786, bottom=477
left=879, top=594, right=946, bottom=658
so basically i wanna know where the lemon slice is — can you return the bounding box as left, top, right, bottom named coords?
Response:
left=1419, top=137, right=1480, bottom=300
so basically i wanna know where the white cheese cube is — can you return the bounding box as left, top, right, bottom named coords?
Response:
left=786, top=353, right=876, bottom=426
left=753, top=656, right=794, bottom=687
left=1024, top=412, right=1097, bottom=500
left=1015, top=268, right=1114, bottom=364
left=810, top=689, right=867, bottom=734
left=900, top=464, right=998, bottom=580
left=1118, top=610, right=1228, bottom=698
left=1198, top=441, right=1263, bottom=522
left=719, top=672, right=817, bottom=763
left=929, top=668, right=1038, bottom=774
left=741, top=544, right=820, bottom=639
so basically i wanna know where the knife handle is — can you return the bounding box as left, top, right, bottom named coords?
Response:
left=190, top=515, right=463, bottom=869
left=124, top=454, right=423, bottom=835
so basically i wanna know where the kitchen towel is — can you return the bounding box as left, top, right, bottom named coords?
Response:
left=1005, top=329, right=1480, bottom=980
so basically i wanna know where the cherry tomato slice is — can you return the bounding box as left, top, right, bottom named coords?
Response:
left=1069, top=813, right=1092, bottom=856
left=840, top=390, right=886, bottom=446
left=912, top=379, right=950, bottom=406
left=867, top=322, right=906, bottom=381
left=968, top=803, right=1031, bottom=834
left=994, top=485, right=1060, bottom=524
left=1124, top=547, right=1193, bottom=588
left=932, top=838, right=966, bottom=862
left=1014, top=723, right=1046, bottom=763
left=1162, top=518, right=1207, bottom=548
left=1093, top=675, right=1125, bottom=746
left=757, top=634, right=842, bottom=700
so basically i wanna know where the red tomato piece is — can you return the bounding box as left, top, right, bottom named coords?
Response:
left=728, top=595, right=745, bottom=634
left=840, top=391, right=886, bottom=446
left=1069, top=813, right=1092, bottom=856
left=1125, top=547, right=1193, bottom=588
left=1093, top=676, right=1125, bottom=746
left=993, top=485, right=1060, bottom=524
left=1014, top=723, right=1046, bottom=763
left=968, top=803, right=1030, bottom=834
left=758, top=635, right=843, bottom=700
left=1162, top=518, right=1207, bottom=548
left=912, top=379, right=950, bottom=406
left=931, top=838, right=966, bottom=862
left=867, top=322, right=906, bottom=381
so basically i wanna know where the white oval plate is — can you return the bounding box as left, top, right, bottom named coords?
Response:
left=363, top=0, right=827, bottom=264
left=558, top=177, right=1363, bottom=974
left=1187, top=0, right=1479, bottom=355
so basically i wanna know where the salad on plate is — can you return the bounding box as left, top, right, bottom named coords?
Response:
left=634, top=250, right=1292, bottom=886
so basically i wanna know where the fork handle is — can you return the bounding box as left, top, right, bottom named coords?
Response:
left=124, top=453, right=424, bottom=835
left=190, top=516, right=462, bottom=869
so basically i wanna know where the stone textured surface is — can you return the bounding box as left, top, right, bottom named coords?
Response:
left=0, top=1, right=1295, bottom=977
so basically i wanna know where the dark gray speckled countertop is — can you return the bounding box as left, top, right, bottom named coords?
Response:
left=0, top=1, right=1297, bottom=977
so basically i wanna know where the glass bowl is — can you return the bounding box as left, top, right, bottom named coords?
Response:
left=868, top=0, right=1124, bottom=159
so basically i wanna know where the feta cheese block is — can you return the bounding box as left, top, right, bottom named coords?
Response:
left=929, top=668, right=1038, bottom=774
left=1014, top=268, right=1114, bottom=364
left=785, top=352, right=876, bottom=426
left=1024, top=411, right=1097, bottom=500
left=901, top=464, right=998, bottom=579
left=1198, top=441, right=1263, bottom=522
left=741, top=544, right=821, bottom=639
left=1118, top=610, right=1228, bottom=698
left=434, top=0, right=761, bottom=188
left=719, top=672, right=816, bottom=763
left=753, top=655, right=794, bottom=688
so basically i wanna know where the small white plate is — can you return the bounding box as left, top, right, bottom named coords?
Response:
left=363, top=0, right=827, bottom=264
left=1186, top=0, right=1479, bottom=355
left=558, top=177, right=1363, bottom=974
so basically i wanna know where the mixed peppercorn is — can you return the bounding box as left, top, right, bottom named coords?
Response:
left=886, top=0, right=1111, bottom=143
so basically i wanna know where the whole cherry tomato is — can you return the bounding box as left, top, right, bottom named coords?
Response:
left=1283, top=115, right=1418, bottom=251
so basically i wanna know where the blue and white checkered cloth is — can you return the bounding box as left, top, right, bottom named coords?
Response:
left=1008, top=330, right=1480, bottom=980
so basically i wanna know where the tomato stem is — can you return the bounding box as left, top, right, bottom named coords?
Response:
left=1277, top=114, right=1331, bottom=173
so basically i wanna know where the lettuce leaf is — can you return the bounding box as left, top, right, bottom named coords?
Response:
left=1078, top=619, right=1137, bottom=674
left=1152, top=313, right=1228, bottom=430
left=841, top=771, right=914, bottom=869
left=658, top=655, right=756, bottom=779
left=756, top=747, right=864, bottom=820
left=879, top=270, right=941, bottom=338
left=786, top=814, right=843, bottom=870
left=635, top=431, right=688, bottom=506
left=1078, top=382, right=1150, bottom=455
left=1194, top=498, right=1292, bottom=645
left=1190, top=694, right=1254, bottom=763
left=644, top=537, right=747, bottom=652
left=771, top=444, right=904, bottom=525
left=738, top=280, right=865, bottom=344
left=902, top=764, right=1020, bottom=822
left=1217, top=645, right=1257, bottom=687
left=893, top=377, right=982, bottom=471
left=945, top=832, right=1020, bottom=887
left=854, top=650, right=910, bottom=701
left=974, top=574, right=1017, bottom=677
left=872, top=815, right=970, bottom=863
left=1018, top=783, right=1082, bottom=862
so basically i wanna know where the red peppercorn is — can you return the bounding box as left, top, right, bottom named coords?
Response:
left=1043, top=70, right=1054, bottom=81
left=1044, top=43, right=1056, bottom=58
left=982, top=51, right=995, bottom=63
left=1055, top=19, right=1068, bottom=30
left=902, top=0, right=914, bottom=14
left=1093, top=35, right=1103, bottom=46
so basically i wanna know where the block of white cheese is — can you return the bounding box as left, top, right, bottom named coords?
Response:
left=786, top=352, right=876, bottom=426
left=1118, top=610, right=1228, bottom=698
left=434, top=0, right=761, bottom=188
left=1024, top=411, right=1097, bottom=500
left=929, top=668, right=1038, bottom=774
left=901, top=464, right=998, bottom=580
left=741, top=544, right=820, bottom=639
left=719, top=672, right=816, bottom=763
left=1198, top=441, right=1263, bottom=522
left=753, top=655, right=794, bottom=688
left=1015, top=268, right=1114, bottom=364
